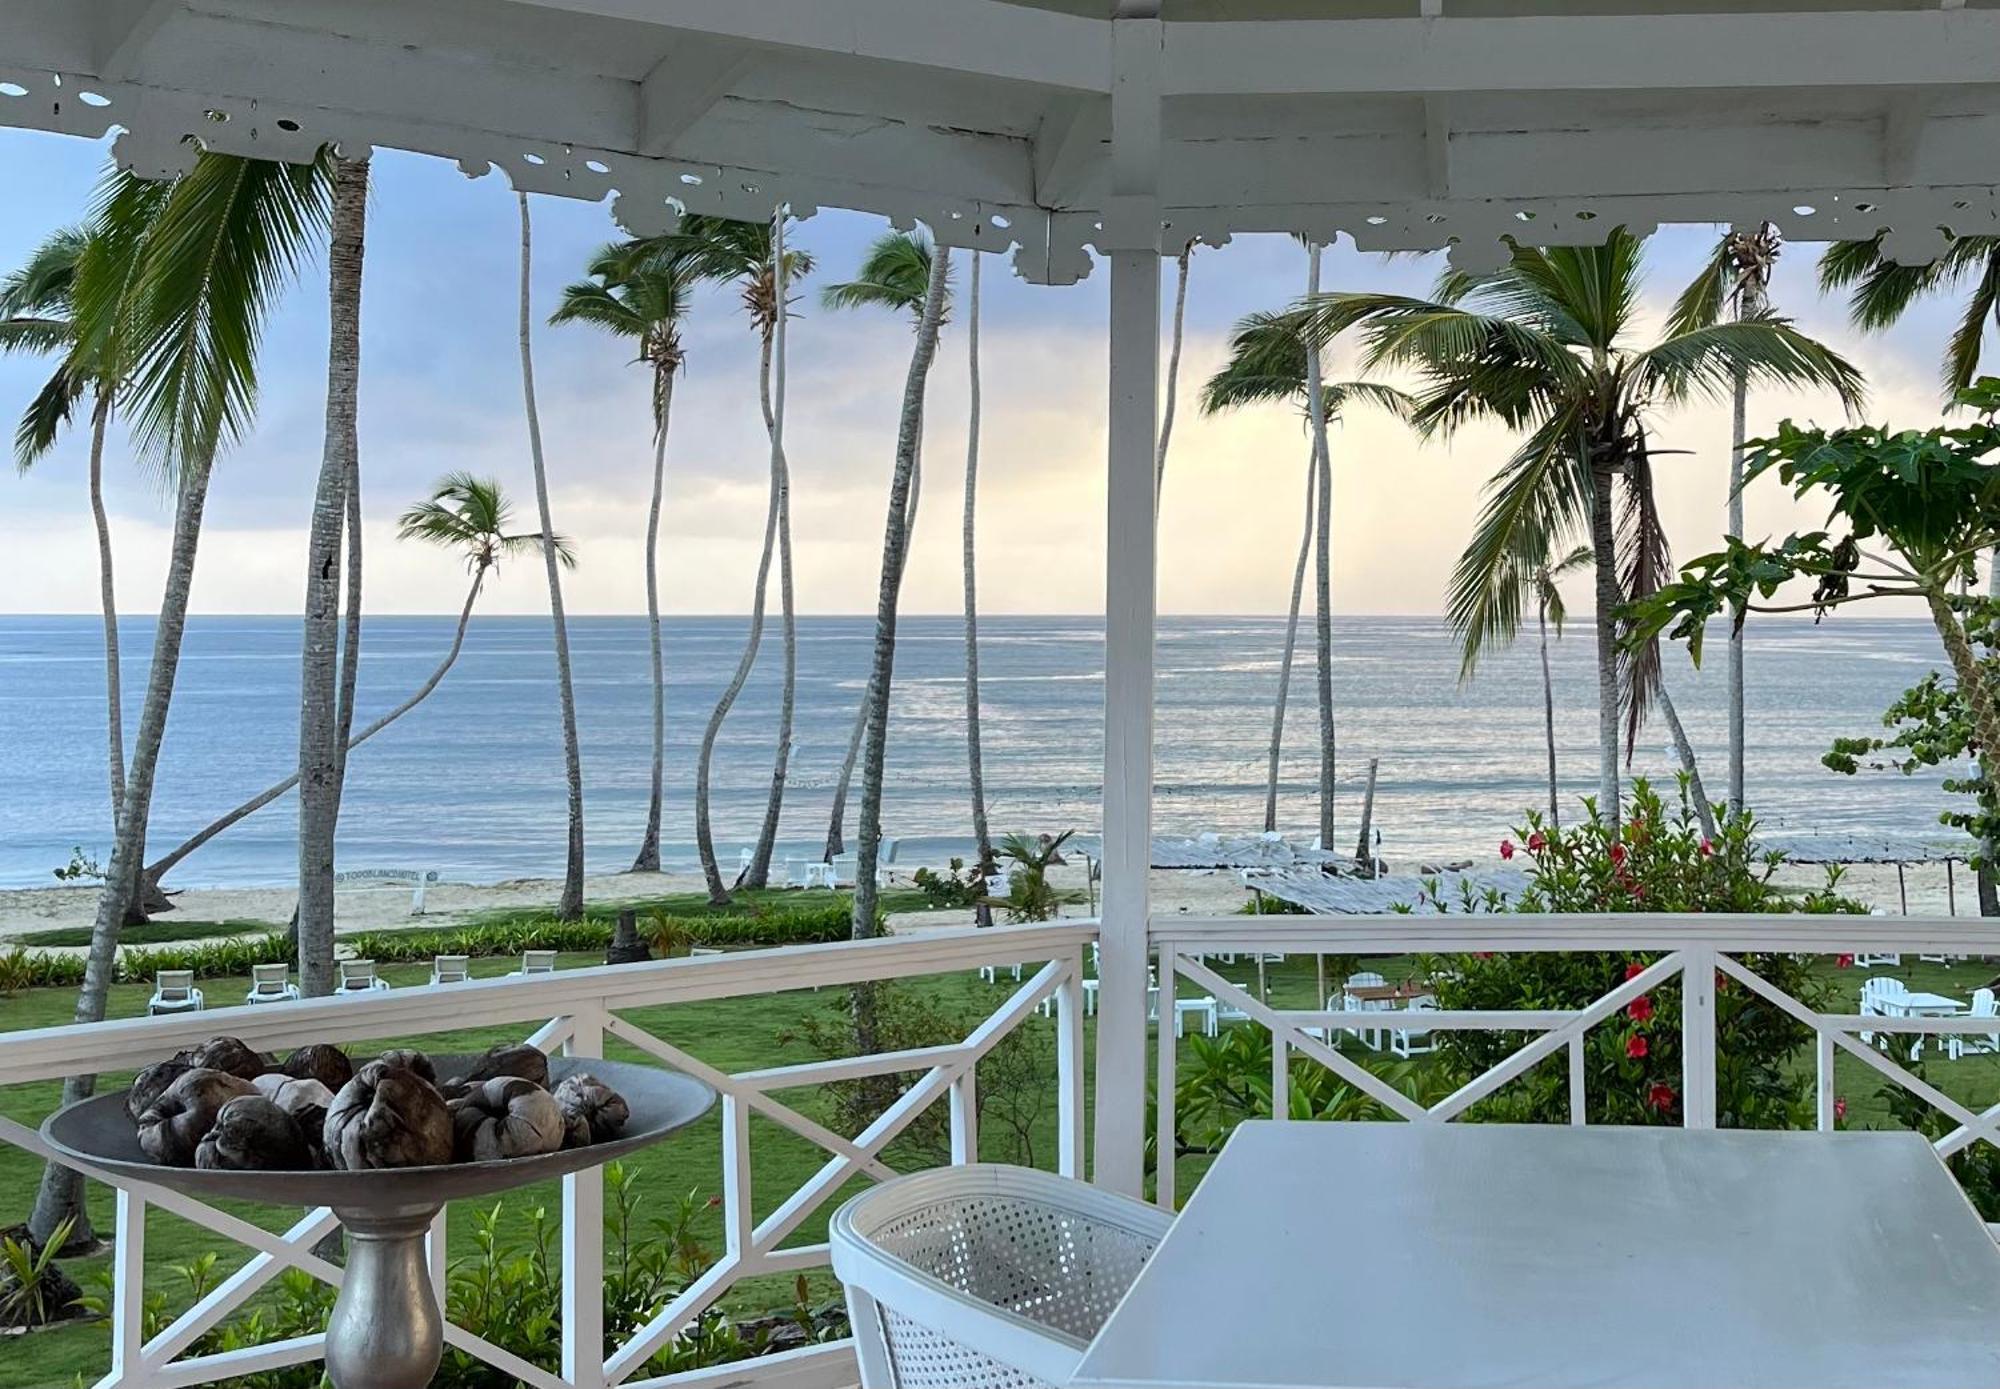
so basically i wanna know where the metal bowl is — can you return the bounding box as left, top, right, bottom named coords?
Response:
left=42, top=1054, right=715, bottom=1209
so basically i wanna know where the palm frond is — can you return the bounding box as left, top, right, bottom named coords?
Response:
left=15, top=362, right=85, bottom=468
left=1943, top=251, right=2000, bottom=395
left=1633, top=317, right=1866, bottom=414
left=1618, top=432, right=1671, bottom=759
left=820, top=230, right=946, bottom=320
left=1199, top=309, right=1310, bottom=413
left=1666, top=233, right=1732, bottom=337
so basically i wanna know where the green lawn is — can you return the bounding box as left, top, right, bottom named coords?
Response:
left=4, top=947, right=1998, bottom=1388
left=8, top=920, right=272, bottom=949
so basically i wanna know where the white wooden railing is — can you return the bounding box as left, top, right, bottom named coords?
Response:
left=0, top=922, right=1095, bottom=1389
left=1150, top=914, right=2000, bottom=1211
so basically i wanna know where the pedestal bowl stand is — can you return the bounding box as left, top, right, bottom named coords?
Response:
left=43, top=1055, right=715, bottom=1389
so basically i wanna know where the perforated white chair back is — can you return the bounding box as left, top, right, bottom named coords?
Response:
left=832, top=1165, right=1173, bottom=1389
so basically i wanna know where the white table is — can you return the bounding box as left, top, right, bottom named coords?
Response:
left=1881, top=991, right=1967, bottom=1058
left=1072, top=1122, right=2000, bottom=1389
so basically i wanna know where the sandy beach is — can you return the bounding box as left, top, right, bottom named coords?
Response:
left=0, top=857, right=1971, bottom=951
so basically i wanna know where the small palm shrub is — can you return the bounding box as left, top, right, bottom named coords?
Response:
left=0, top=1218, right=81, bottom=1329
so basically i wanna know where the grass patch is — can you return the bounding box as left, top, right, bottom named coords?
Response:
left=9, top=919, right=270, bottom=949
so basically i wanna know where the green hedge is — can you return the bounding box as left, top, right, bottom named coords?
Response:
left=0, top=898, right=866, bottom=993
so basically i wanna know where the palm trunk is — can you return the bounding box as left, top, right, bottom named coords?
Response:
left=1658, top=685, right=1717, bottom=841
left=31, top=449, right=216, bottom=1250
left=1155, top=241, right=1190, bottom=511
left=1264, top=446, right=1317, bottom=833
left=296, top=155, right=366, bottom=996
left=1305, top=242, right=1335, bottom=849
left=89, top=393, right=124, bottom=829
left=1726, top=365, right=1748, bottom=815
left=747, top=214, right=796, bottom=890
left=631, top=372, right=674, bottom=873
left=963, top=252, right=993, bottom=889
left=145, top=570, right=486, bottom=887
left=518, top=193, right=586, bottom=921
left=695, top=327, right=780, bottom=905
left=854, top=248, right=951, bottom=944
left=1589, top=459, right=1622, bottom=822
left=1538, top=598, right=1559, bottom=828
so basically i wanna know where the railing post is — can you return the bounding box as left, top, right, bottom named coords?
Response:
left=562, top=1008, right=607, bottom=1389
left=1094, top=1, right=1164, bottom=1201
left=111, top=1187, right=147, bottom=1384
left=1682, top=948, right=1717, bottom=1128
left=1568, top=1035, right=1587, bottom=1126
left=949, top=1072, right=978, bottom=1164
left=1057, top=953, right=1086, bottom=1179
left=1154, top=949, right=1177, bottom=1211
left=1817, top=1033, right=1837, bottom=1130
left=722, top=1093, right=753, bottom=1258
left=1271, top=1035, right=1289, bottom=1121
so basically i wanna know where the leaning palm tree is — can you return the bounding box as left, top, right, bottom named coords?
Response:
left=0, top=228, right=130, bottom=851
left=142, top=475, right=561, bottom=887
left=516, top=191, right=586, bottom=922
left=297, top=153, right=368, bottom=995
left=962, top=249, right=994, bottom=896
left=819, top=230, right=949, bottom=863
left=1671, top=223, right=1781, bottom=813
left=1155, top=238, right=1197, bottom=510
left=825, top=229, right=952, bottom=944
left=1198, top=307, right=1412, bottom=833
left=551, top=236, right=696, bottom=873
left=1299, top=229, right=1864, bottom=821
left=1820, top=231, right=2000, bottom=601
left=28, top=152, right=335, bottom=1250
left=669, top=211, right=812, bottom=901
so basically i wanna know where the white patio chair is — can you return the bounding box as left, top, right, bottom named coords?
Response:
left=804, top=861, right=837, bottom=889
left=1175, top=996, right=1219, bottom=1038
left=516, top=949, right=558, bottom=976
left=337, top=959, right=390, bottom=993
left=1860, top=976, right=1910, bottom=1045
left=783, top=857, right=810, bottom=888
left=148, top=970, right=204, bottom=1016
left=244, top=962, right=298, bottom=1006
left=831, top=1164, right=1175, bottom=1389
left=979, top=963, right=1026, bottom=984
left=430, top=954, right=471, bottom=986
left=1390, top=995, right=1440, bottom=1057
left=1949, top=988, right=2000, bottom=1060
left=832, top=852, right=860, bottom=888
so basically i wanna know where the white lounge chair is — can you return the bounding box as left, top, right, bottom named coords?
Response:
left=430, top=954, right=470, bottom=986
left=1390, top=995, right=1440, bottom=1057
left=831, top=1165, right=1174, bottom=1389
left=244, top=962, right=299, bottom=1006
left=148, top=970, right=204, bottom=1016
left=516, top=949, right=557, bottom=976
left=832, top=852, right=860, bottom=888
left=1950, top=988, right=2000, bottom=1060
left=337, top=959, right=390, bottom=993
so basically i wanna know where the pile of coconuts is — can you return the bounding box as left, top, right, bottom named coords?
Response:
left=125, top=1037, right=631, bottom=1171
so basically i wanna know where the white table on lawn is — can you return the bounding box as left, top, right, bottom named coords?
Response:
left=1071, top=1122, right=2000, bottom=1389
left=1880, top=991, right=1967, bottom=1058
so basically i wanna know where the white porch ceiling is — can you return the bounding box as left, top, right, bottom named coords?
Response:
left=2, top=0, right=1998, bottom=280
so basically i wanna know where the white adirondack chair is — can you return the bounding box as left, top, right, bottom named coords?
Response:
left=148, top=970, right=204, bottom=1016
left=1949, top=988, right=2000, bottom=1060
left=1390, top=995, right=1440, bottom=1057
left=831, top=1165, right=1174, bottom=1389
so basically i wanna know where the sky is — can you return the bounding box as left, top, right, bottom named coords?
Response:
left=0, top=127, right=1984, bottom=619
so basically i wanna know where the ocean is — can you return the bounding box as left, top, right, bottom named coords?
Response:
left=0, top=613, right=1966, bottom=890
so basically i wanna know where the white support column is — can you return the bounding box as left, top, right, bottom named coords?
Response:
left=1056, top=953, right=1086, bottom=1179
left=1682, top=949, right=1717, bottom=1129
left=1093, top=5, right=1164, bottom=1200
left=562, top=1009, right=607, bottom=1389
left=110, top=1188, right=147, bottom=1384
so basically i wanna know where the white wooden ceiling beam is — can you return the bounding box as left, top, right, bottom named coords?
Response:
left=1032, top=95, right=1107, bottom=208
left=1424, top=95, right=1450, bottom=198
left=1167, top=12, right=2000, bottom=96
left=636, top=38, right=756, bottom=156
left=94, top=0, right=182, bottom=83
left=1883, top=93, right=1934, bottom=185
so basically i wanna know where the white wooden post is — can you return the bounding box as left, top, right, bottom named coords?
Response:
left=949, top=1072, right=978, bottom=1163
left=1568, top=1034, right=1587, bottom=1126
left=1682, top=949, right=1717, bottom=1129
left=111, top=1188, right=147, bottom=1383
left=562, top=1008, right=607, bottom=1389
left=1093, top=3, right=1164, bottom=1201
left=1817, top=1032, right=1837, bottom=1131
left=1057, top=954, right=1086, bottom=1179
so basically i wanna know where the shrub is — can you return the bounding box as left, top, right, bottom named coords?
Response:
left=1424, top=778, right=1851, bottom=1128
left=0, top=1217, right=80, bottom=1329
left=912, top=860, right=986, bottom=909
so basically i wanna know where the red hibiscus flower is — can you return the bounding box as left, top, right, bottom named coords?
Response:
left=1609, top=843, right=1627, bottom=866
left=1629, top=995, right=1654, bottom=1023
left=1526, top=831, right=1546, bottom=852
left=1625, top=961, right=1646, bottom=981
left=1699, top=838, right=1714, bottom=856
left=1834, top=1097, right=1848, bottom=1122
left=1647, top=1082, right=1677, bottom=1112
left=1626, top=1034, right=1649, bottom=1059
left=1499, top=839, right=1516, bottom=861
left=1834, top=953, right=1854, bottom=969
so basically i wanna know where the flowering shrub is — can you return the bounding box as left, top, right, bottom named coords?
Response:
left=1425, top=778, right=1855, bottom=1128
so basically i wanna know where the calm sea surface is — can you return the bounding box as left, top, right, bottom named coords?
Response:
left=0, top=613, right=1965, bottom=889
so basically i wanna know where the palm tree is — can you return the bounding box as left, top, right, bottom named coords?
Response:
left=1300, top=229, right=1864, bottom=821
left=825, top=230, right=952, bottom=942
left=0, top=229, right=129, bottom=851
left=819, top=231, right=949, bottom=865
left=297, top=154, right=368, bottom=995
left=1820, top=232, right=2000, bottom=603
left=1155, top=239, right=1196, bottom=510
left=551, top=236, right=696, bottom=873
left=670, top=212, right=812, bottom=901
left=516, top=191, right=586, bottom=922
left=141, top=475, right=559, bottom=887
left=962, top=249, right=994, bottom=898
left=1672, top=223, right=1781, bottom=814
left=1198, top=306, right=1412, bottom=833
left=28, top=153, right=334, bottom=1250
left=1452, top=521, right=1592, bottom=826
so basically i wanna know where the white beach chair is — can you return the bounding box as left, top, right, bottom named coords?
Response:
left=430, top=954, right=471, bottom=986
left=148, top=970, right=204, bottom=1016
left=337, top=959, right=390, bottom=993
left=516, top=949, right=557, bottom=976
left=1949, top=988, right=2000, bottom=1060
left=832, top=853, right=860, bottom=888
left=803, top=861, right=837, bottom=889
left=831, top=1165, right=1174, bottom=1389
left=783, top=857, right=810, bottom=888
left=244, top=962, right=298, bottom=1006
left=1860, top=976, right=1910, bottom=1044
left=1390, top=995, right=1440, bottom=1057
